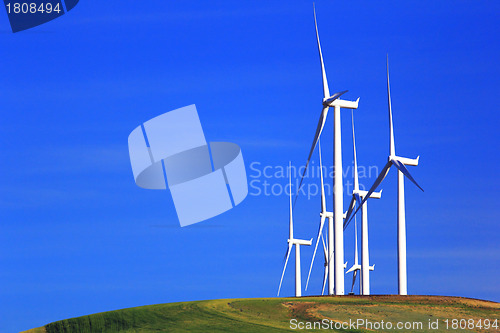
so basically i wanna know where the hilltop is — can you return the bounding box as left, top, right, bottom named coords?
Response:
left=23, top=295, right=499, bottom=332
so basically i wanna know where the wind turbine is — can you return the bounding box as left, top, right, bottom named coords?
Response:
left=295, top=4, right=359, bottom=296
left=304, top=139, right=332, bottom=294
left=278, top=164, right=312, bottom=297
left=305, top=139, right=348, bottom=295
left=344, top=109, right=380, bottom=295
left=347, top=55, right=424, bottom=295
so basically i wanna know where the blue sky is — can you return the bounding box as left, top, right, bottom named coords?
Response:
left=0, top=1, right=499, bottom=331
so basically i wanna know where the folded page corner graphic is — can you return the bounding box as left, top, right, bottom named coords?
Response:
left=128, top=105, right=248, bottom=227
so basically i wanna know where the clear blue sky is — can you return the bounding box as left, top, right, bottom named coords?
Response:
left=0, top=1, right=498, bottom=331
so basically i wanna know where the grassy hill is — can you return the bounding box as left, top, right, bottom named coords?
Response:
left=23, top=295, right=499, bottom=332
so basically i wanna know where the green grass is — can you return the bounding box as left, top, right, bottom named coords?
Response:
left=23, top=296, right=499, bottom=333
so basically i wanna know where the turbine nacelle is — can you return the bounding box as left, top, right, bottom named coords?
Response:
left=288, top=238, right=313, bottom=246
left=389, top=155, right=419, bottom=166
left=353, top=189, right=383, bottom=200
left=346, top=264, right=360, bottom=274
left=347, top=264, right=374, bottom=273
left=324, top=96, right=360, bottom=109
left=320, top=211, right=333, bottom=219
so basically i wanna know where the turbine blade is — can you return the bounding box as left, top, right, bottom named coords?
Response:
left=314, top=4, right=329, bottom=99
left=305, top=215, right=326, bottom=290
left=294, top=105, right=329, bottom=207
left=346, top=161, right=392, bottom=226
left=351, top=270, right=357, bottom=294
left=282, top=243, right=290, bottom=264
left=354, top=214, right=359, bottom=265
left=343, top=196, right=356, bottom=230
left=324, top=90, right=348, bottom=105
left=321, top=264, right=328, bottom=295
left=321, top=231, right=329, bottom=296
left=391, top=159, right=424, bottom=192
left=352, top=109, right=359, bottom=191
left=321, top=231, right=328, bottom=259
left=318, top=139, right=326, bottom=213
left=387, top=54, right=396, bottom=156
left=278, top=243, right=293, bottom=296
left=289, top=162, right=294, bottom=239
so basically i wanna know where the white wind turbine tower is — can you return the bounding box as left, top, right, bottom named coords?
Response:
left=344, top=110, right=380, bottom=295
left=295, top=5, right=359, bottom=295
left=278, top=164, right=312, bottom=297
left=347, top=55, right=424, bottom=295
